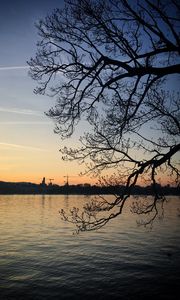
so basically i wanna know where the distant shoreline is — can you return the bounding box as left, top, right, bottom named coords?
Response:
left=0, top=181, right=179, bottom=196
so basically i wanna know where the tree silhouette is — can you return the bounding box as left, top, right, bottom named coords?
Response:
left=28, top=0, right=180, bottom=232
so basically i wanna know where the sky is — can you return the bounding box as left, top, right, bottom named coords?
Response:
left=0, top=0, right=93, bottom=185
left=0, top=0, right=179, bottom=186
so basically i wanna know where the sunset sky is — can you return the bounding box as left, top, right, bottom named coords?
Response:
left=0, top=0, right=179, bottom=186
left=0, top=0, right=91, bottom=185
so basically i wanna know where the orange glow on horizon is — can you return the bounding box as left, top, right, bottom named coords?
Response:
left=0, top=172, right=98, bottom=186
left=0, top=171, right=174, bottom=187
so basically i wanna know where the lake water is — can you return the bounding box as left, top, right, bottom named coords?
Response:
left=0, top=195, right=180, bottom=300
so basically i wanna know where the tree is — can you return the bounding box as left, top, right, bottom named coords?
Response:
left=28, top=0, right=180, bottom=232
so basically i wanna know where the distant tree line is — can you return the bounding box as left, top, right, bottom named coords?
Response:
left=0, top=181, right=179, bottom=195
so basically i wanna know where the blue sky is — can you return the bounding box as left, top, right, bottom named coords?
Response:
left=0, top=0, right=90, bottom=185
left=0, top=0, right=179, bottom=186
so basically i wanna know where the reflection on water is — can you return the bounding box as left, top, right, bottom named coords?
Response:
left=0, top=195, right=180, bottom=300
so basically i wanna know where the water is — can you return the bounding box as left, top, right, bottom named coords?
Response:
left=0, top=195, right=180, bottom=300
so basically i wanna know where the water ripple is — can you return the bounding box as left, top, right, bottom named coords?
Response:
left=0, top=195, right=180, bottom=300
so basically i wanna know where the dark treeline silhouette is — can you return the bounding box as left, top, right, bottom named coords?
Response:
left=0, top=180, right=179, bottom=196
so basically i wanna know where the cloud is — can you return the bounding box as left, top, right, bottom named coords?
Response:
left=0, top=142, right=49, bottom=152
left=0, top=107, right=43, bottom=116
left=0, top=107, right=52, bottom=125
left=0, top=121, right=51, bottom=125
left=0, top=66, right=29, bottom=71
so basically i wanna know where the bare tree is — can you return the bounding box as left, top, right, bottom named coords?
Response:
left=28, top=0, right=180, bottom=232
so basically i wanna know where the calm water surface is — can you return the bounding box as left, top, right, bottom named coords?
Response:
left=0, top=195, right=180, bottom=300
